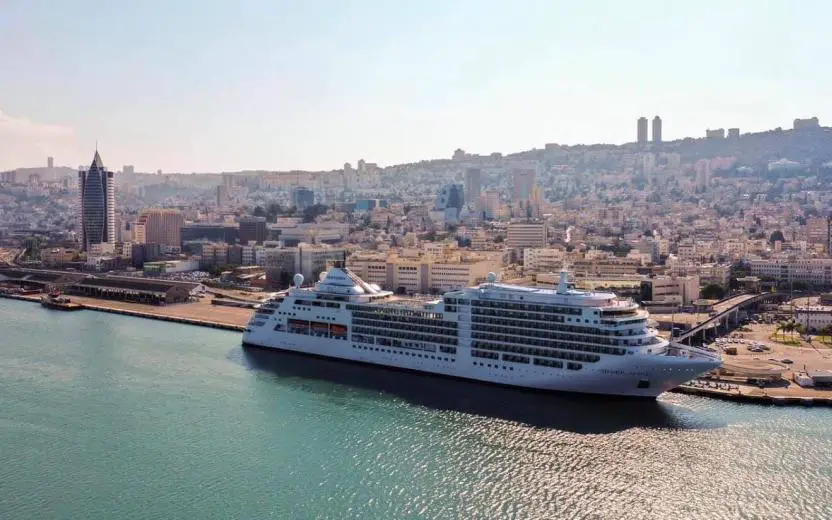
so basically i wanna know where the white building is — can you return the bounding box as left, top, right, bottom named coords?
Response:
left=795, top=306, right=832, bottom=333
left=640, top=275, right=700, bottom=305
left=347, top=249, right=501, bottom=295
left=748, top=258, right=832, bottom=286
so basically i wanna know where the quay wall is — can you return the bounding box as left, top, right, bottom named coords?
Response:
left=0, top=292, right=246, bottom=332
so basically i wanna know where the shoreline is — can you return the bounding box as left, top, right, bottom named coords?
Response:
left=0, top=292, right=247, bottom=332
left=669, top=384, right=832, bottom=407
left=2, top=292, right=831, bottom=407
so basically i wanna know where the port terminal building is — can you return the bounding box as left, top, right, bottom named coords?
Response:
left=67, top=277, right=202, bottom=305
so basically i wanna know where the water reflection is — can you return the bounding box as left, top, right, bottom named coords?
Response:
left=237, top=347, right=725, bottom=434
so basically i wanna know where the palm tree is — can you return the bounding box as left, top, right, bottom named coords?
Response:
left=823, top=325, right=832, bottom=344
left=795, top=323, right=807, bottom=342
left=775, top=321, right=786, bottom=340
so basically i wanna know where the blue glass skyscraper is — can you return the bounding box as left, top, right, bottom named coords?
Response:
left=78, top=150, right=115, bottom=251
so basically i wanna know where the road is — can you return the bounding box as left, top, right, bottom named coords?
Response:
left=712, top=293, right=758, bottom=314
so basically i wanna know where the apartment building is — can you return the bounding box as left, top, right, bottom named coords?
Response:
left=572, top=256, right=640, bottom=278
left=346, top=249, right=500, bottom=294
left=135, top=208, right=184, bottom=248
left=640, top=275, right=700, bottom=305
left=262, top=244, right=347, bottom=288
left=668, top=262, right=730, bottom=287
left=201, top=242, right=230, bottom=268
left=806, top=217, right=831, bottom=252
left=506, top=222, right=547, bottom=248
left=345, top=253, right=389, bottom=287
left=523, top=248, right=564, bottom=272
left=748, top=258, right=832, bottom=286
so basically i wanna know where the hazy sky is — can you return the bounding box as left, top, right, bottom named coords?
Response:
left=1, top=0, right=830, bottom=172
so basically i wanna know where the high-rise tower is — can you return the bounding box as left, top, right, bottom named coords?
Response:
left=78, top=150, right=115, bottom=251
left=513, top=169, right=536, bottom=202
left=652, top=116, right=662, bottom=144
left=135, top=208, right=184, bottom=247
left=637, top=117, right=648, bottom=144
left=464, top=167, right=482, bottom=203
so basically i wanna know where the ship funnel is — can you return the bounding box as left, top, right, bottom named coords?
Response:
left=557, top=270, right=569, bottom=294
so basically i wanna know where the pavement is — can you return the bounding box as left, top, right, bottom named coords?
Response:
left=66, top=294, right=255, bottom=327
left=206, top=287, right=273, bottom=303
left=712, top=293, right=757, bottom=313
left=709, top=322, right=832, bottom=398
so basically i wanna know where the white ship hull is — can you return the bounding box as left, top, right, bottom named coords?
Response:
left=242, top=327, right=718, bottom=398
left=243, top=266, right=721, bottom=399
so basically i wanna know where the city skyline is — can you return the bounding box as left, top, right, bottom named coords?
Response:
left=2, top=1, right=832, bottom=172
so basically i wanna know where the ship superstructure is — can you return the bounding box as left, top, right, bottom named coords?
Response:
left=242, top=265, right=721, bottom=397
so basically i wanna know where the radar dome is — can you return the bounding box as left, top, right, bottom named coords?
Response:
left=319, top=271, right=328, bottom=282
left=293, top=273, right=304, bottom=287
left=486, top=272, right=497, bottom=283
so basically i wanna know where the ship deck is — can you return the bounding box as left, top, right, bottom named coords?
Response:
left=380, top=295, right=442, bottom=309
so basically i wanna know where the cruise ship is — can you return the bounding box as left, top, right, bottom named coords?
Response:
left=242, top=265, right=722, bottom=398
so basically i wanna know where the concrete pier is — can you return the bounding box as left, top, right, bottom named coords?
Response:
left=1, top=292, right=249, bottom=332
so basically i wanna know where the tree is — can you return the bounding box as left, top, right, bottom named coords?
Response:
left=791, top=281, right=809, bottom=292
left=253, top=206, right=266, bottom=218
left=769, top=230, right=785, bottom=243
left=775, top=322, right=785, bottom=340
left=785, top=321, right=796, bottom=338
left=701, top=283, right=726, bottom=300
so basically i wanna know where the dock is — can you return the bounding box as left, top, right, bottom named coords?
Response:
left=1, top=292, right=248, bottom=332
left=671, top=383, right=832, bottom=407
left=78, top=301, right=246, bottom=332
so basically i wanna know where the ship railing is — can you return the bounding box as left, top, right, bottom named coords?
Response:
left=667, top=342, right=721, bottom=361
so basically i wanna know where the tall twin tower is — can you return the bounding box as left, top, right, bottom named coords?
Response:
left=637, top=116, right=662, bottom=145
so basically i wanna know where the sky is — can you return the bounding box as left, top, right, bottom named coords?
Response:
left=1, top=0, right=831, bottom=173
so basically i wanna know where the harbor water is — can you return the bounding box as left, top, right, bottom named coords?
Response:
left=1, top=299, right=830, bottom=519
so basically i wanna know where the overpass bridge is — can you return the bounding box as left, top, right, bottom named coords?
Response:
left=674, top=292, right=785, bottom=345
